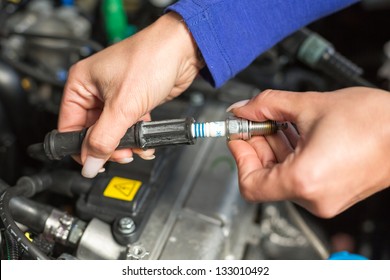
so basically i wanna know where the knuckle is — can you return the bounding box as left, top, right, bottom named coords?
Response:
left=68, top=61, right=83, bottom=77
left=238, top=175, right=259, bottom=203
left=289, top=164, right=340, bottom=219
left=313, top=207, right=338, bottom=219
left=259, top=89, right=280, bottom=100
left=88, top=136, right=115, bottom=156
left=239, top=186, right=257, bottom=202
left=289, top=164, right=319, bottom=201
left=259, top=88, right=274, bottom=97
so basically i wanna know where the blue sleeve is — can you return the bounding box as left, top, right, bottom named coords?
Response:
left=167, top=0, right=360, bottom=87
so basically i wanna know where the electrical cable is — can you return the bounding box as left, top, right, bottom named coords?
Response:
left=1, top=55, right=65, bottom=87
left=0, top=186, right=49, bottom=259
left=6, top=31, right=103, bottom=52
left=4, top=230, right=20, bottom=260
left=1, top=230, right=7, bottom=260
left=26, top=40, right=91, bottom=54
left=0, top=30, right=104, bottom=86
left=284, top=201, right=330, bottom=260
left=3, top=231, right=11, bottom=260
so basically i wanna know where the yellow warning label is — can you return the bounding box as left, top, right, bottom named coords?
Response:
left=103, top=177, right=142, bottom=202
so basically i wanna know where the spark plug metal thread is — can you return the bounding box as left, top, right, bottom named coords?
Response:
left=249, top=120, right=288, bottom=137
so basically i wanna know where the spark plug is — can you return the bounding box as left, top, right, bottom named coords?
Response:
left=28, top=117, right=287, bottom=161
left=192, top=117, right=287, bottom=140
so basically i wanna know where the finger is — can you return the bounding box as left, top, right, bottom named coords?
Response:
left=132, top=148, right=156, bottom=160
left=245, top=136, right=277, bottom=168
left=105, top=113, right=154, bottom=163
left=71, top=155, right=82, bottom=165
left=81, top=105, right=138, bottom=178
left=264, top=130, right=294, bottom=162
left=228, top=89, right=324, bottom=123
left=109, top=149, right=134, bottom=163
left=228, top=139, right=264, bottom=178
left=88, top=113, right=155, bottom=170
left=283, top=122, right=300, bottom=148
left=58, top=69, right=102, bottom=132
left=139, top=113, right=152, bottom=122
left=229, top=140, right=295, bottom=202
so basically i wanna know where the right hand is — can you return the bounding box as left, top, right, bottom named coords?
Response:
left=58, top=12, right=203, bottom=178
left=228, top=87, right=390, bottom=218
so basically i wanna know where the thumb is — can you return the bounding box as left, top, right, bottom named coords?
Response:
left=81, top=107, right=137, bottom=178
left=228, top=89, right=323, bottom=123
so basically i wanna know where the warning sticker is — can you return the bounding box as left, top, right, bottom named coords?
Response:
left=103, top=177, right=142, bottom=202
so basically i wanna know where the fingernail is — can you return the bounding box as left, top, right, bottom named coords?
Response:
left=138, top=149, right=155, bottom=160
left=139, top=154, right=156, bottom=160
left=98, top=168, right=105, bottom=173
left=82, top=156, right=106, bottom=178
left=226, top=99, right=250, bottom=112
left=117, top=157, right=134, bottom=164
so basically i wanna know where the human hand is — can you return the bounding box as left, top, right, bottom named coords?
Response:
left=227, top=87, right=390, bottom=218
left=58, top=12, right=203, bottom=178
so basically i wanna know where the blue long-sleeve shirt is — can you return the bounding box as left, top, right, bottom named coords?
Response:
left=167, top=0, right=359, bottom=87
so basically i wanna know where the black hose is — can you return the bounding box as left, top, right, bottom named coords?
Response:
left=0, top=171, right=93, bottom=259
left=0, top=178, right=8, bottom=194
left=27, top=143, right=49, bottom=162
left=48, top=170, right=93, bottom=197
left=10, top=197, right=53, bottom=233
left=0, top=174, right=52, bottom=260
left=0, top=186, right=49, bottom=259
left=1, top=178, right=53, bottom=233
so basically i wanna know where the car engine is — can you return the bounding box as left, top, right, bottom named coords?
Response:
left=1, top=0, right=390, bottom=260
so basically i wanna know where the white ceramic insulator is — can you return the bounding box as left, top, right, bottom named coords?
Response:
left=191, top=121, right=226, bottom=138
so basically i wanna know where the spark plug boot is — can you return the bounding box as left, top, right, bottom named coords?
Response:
left=40, top=118, right=196, bottom=160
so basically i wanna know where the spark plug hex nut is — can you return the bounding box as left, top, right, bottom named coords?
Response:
left=226, top=117, right=250, bottom=141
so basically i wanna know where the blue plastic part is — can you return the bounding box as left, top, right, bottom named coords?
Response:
left=328, top=251, right=368, bottom=260
left=61, top=0, right=74, bottom=6
left=56, top=70, right=68, bottom=82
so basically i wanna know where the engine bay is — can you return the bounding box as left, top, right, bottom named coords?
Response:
left=1, top=0, right=390, bottom=260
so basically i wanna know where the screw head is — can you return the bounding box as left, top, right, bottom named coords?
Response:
left=118, top=217, right=136, bottom=235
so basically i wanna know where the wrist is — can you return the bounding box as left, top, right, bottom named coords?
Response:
left=156, top=12, right=205, bottom=69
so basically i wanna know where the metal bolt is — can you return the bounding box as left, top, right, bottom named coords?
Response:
left=226, top=117, right=249, bottom=140
left=59, top=215, right=73, bottom=226
left=118, top=217, right=136, bottom=235
left=127, top=244, right=149, bottom=260
left=68, top=220, right=87, bottom=247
